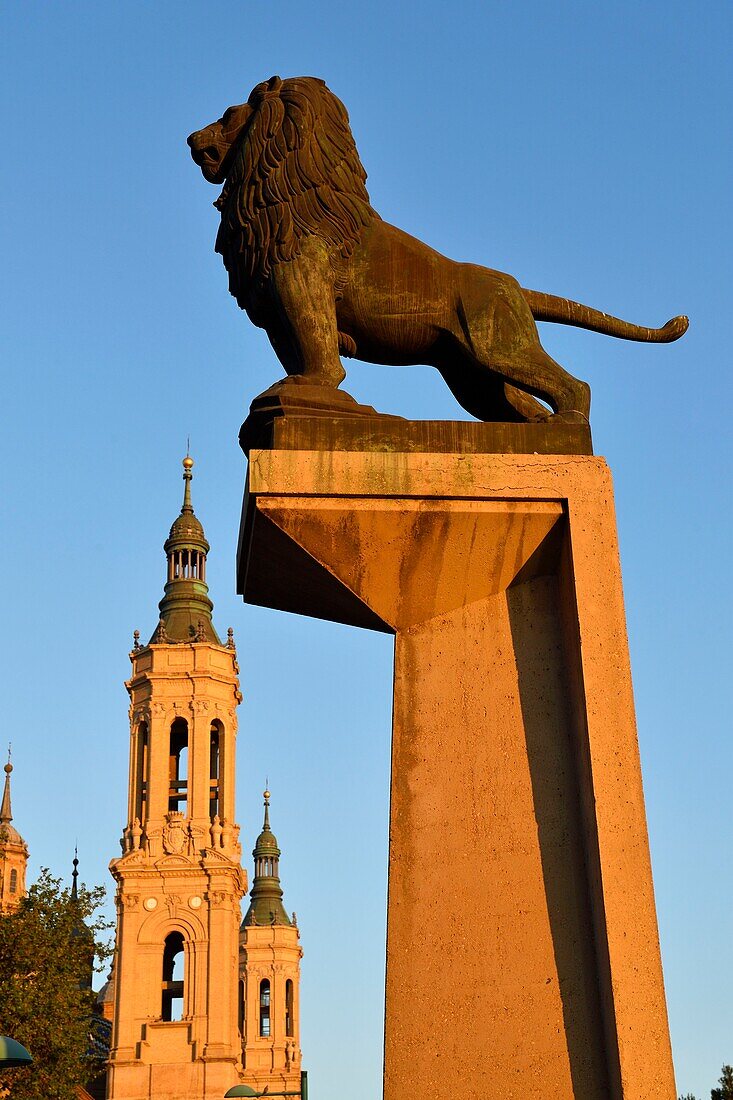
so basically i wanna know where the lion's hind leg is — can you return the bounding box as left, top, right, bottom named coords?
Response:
left=435, top=359, right=525, bottom=422
left=454, top=272, right=591, bottom=421
left=435, top=353, right=545, bottom=422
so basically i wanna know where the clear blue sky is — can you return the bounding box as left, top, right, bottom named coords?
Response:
left=1, top=2, right=731, bottom=1097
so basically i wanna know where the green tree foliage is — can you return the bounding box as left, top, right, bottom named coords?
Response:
left=712, top=1066, right=733, bottom=1100
left=679, top=1094, right=698, bottom=1099
left=0, top=868, right=111, bottom=1100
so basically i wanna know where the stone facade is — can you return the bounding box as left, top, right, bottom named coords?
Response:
left=107, top=641, right=246, bottom=1100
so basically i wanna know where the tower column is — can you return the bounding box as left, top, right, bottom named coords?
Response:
left=190, top=704, right=211, bottom=827
left=144, top=711, right=169, bottom=829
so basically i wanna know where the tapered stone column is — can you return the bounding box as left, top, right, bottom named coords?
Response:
left=238, top=433, right=675, bottom=1100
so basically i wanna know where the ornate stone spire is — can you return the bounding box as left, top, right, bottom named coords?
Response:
left=0, top=749, right=13, bottom=825
left=242, top=789, right=291, bottom=927
left=0, top=748, right=28, bottom=914
left=0, top=748, right=25, bottom=847
left=151, top=455, right=221, bottom=645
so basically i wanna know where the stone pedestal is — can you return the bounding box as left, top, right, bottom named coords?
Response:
left=238, top=433, right=675, bottom=1099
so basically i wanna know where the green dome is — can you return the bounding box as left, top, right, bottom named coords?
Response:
left=254, top=828, right=280, bottom=855
left=165, top=510, right=208, bottom=551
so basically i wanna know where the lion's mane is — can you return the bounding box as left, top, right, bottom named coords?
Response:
left=215, top=76, right=378, bottom=299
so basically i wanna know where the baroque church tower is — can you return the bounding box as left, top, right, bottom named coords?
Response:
left=108, top=457, right=247, bottom=1100
left=0, top=753, right=29, bottom=914
left=240, top=790, right=303, bottom=1092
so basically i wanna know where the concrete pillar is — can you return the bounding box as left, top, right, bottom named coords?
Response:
left=239, top=445, right=675, bottom=1100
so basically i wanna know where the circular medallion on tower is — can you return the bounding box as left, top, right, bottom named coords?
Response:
left=189, top=895, right=202, bottom=909
left=143, top=896, right=158, bottom=911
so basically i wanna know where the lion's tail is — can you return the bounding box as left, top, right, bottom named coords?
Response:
left=522, top=289, right=689, bottom=343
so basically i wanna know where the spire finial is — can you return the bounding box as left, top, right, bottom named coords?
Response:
left=263, top=786, right=271, bottom=831
left=71, top=844, right=79, bottom=900
left=181, top=453, right=194, bottom=515
left=1, top=745, right=13, bottom=823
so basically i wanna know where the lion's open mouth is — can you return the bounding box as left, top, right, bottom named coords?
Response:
left=190, top=144, right=220, bottom=169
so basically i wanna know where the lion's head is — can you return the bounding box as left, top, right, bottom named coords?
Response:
left=188, top=76, right=377, bottom=299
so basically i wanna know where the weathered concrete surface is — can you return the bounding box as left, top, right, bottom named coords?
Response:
left=240, top=448, right=675, bottom=1099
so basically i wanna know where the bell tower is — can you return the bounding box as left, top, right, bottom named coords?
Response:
left=240, top=790, right=303, bottom=1092
left=108, top=457, right=247, bottom=1100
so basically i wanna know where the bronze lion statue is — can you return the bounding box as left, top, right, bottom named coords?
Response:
left=188, top=76, right=687, bottom=422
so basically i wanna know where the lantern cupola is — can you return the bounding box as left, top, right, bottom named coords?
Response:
left=152, top=455, right=220, bottom=644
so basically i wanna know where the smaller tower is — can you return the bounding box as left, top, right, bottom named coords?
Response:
left=0, top=749, right=28, bottom=914
left=240, top=791, right=302, bottom=1091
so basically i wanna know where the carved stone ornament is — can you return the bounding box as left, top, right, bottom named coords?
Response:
left=121, top=894, right=140, bottom=910
left=187, top=822, right=206, bottom=857
left=165, top=894, right=182, bottom=916
left=151, top=619, right=169, bottom=644
left=163, top=812, right=187, bottom=855
left=189, top=76, right=688, bottom=427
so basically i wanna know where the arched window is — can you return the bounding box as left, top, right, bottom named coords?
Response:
left=285, top=979, right=294, bottom=1037
left=9, top=868, right=18, bottom=894
left=259, top=978, right=271, bottom=1037
left=209, top=722, right=221, bottom=820
left=135, top=722, right=149, bottom=821
left=238, top=978, right=245, bottom=1037
left=162, top=932, right=184, bottom=1021
left=168, top=719, right=188, bottom=814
